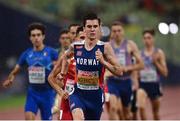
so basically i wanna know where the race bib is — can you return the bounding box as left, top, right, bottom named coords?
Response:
left=140, top=68, right=157, bottom=82
left=117, top=52, right=126, bottom=66
left=77, top=70, right=99, bottom=90
left=28, top=67, right=45, bottom=84
left=65, top=79, right=75, bottom=95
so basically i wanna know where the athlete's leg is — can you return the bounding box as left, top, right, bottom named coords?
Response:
left=131, top=90, right=138, bottom=120
left=137, top=88, right=148, bottom=120
left=71, top=108, right=84, bottom=120
left=69, top=85, right=86, bottom=120
left=120, top=79, right=133, bottom=120
left=25, top=112, right=36, bottom=120
left=108, top=94, right=119, bottom=120
left=150, top=97, right=161, bottom=120
left=39, top=90, right=55, bottom=120
left=122, top=105, right=132, bottom=120
left=24, top=89, right=38, bottom=120
left=132, top=109, right=138, bottom=120
left=117, top=98, right=125, bottom=120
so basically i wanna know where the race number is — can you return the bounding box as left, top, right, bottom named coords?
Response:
left=28, top=67, right=45, bottom=84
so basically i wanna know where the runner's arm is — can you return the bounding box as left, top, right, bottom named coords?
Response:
left=2, top=65, right=20, bottom=88
left=96, top=43, right=124, bottom=76
left=125, top=40, right=144, bottom=72
left=153, top=49, right=168, bottom=77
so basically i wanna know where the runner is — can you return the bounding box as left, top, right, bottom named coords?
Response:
left=2, top=22, right=58, bottom=120
left=48, top=25, right=82, bottom=120
left=57, top=13, right=124, bottom=120
left=51, top=29, right=71, bottom=118
left=137, top=28, right=168, bottom=120
left=106, top=21, right=144, bottom=119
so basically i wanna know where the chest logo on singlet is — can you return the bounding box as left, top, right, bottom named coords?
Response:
left=43, top=52, right=47, bottom=56
left=28, top=66, right=45, bottom=84
left=76, top=51, right=82, bottom=56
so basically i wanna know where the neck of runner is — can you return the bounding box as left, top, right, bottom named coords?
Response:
left=145, top=46, right=155, bottom=56
left=85, top=39, right=98, bottom=51
left=34, top=44, right=45, bottom=51
left=114, top=38, right=124, bottom=47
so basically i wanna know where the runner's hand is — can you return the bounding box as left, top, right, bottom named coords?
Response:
left=2, top=79, right=13, bottom=88
left=62, top=91, right=69, bottom=100
left=152, top=52, right=160, bottom=64
left=95, top=49, right=104, bottom=64
left=56, top=73, right=65, bottom=87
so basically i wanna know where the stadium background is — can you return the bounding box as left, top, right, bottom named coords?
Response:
left=0, top=0, right=179, bottom=119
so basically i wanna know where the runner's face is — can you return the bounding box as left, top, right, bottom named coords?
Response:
left=84, top=20, right=100, bottom=40
left=111, top=25, right=124, bottom=41
left=77, top=31, right=86, bottom=40
left=143, top=33, right=154, bottom=47
left=59, top=33, right=71, bottom=48
left=30, top=29, right=44, bottom=47
left=69, top=26, right=78, bottom=41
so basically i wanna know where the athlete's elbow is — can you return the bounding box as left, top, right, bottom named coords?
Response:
left=48, top=74, right=53, bottom=84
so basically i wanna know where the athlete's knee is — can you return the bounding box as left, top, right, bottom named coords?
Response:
left=72, top=108, right=84, bottom=120
left=109, top=104, right=118, bottom=113
left=151, top=98, right=160, bottom=112
left=109, top=94, right=118, bottom=112
left=123, top=106, right=132, bottom=120
left=25, top=112, right=36, bottom=120
left=137, top=89, right=147, bottom=108
left=137, top=89, right=146, bottom=98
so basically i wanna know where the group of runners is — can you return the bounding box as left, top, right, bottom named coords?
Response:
left=2, top=13, right=168, bottom=120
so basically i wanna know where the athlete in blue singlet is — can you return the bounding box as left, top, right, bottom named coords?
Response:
left=56, top=13, right=124, bottom=120
left=2, top=23, right=58, bottom=120
left=137, top=28, right=168, bottom=120
left=105, top=21, right=144, bottom=120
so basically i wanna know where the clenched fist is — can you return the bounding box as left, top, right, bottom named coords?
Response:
left=95, top=48, right=104, bottom=64
left=56, top=73, right=65, bottom=87
left=2, top=79, right=13, bottom=88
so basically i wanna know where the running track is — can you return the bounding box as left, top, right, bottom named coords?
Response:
left=0, top=86, right=180, bottom=120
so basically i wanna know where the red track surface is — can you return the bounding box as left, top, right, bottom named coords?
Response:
left=0, top=86, right=180, bottom=120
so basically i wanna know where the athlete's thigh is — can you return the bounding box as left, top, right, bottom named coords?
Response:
left=39, top=90, right=55, bottom=120
left=25, top=89, right=38, bottom=114
left=137, top=88, right=148, bottom=108
left=72, top=108, right=84, bottom=120
left=119, top=79, right=133, bottom=107
left=109, top=94, right=119, bottom=109
left=150, top=97, right=161, bottom=110
left=117, top=97, right=123, bottom=110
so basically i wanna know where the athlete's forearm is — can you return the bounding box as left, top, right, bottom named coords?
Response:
left=154, top=61, right=168, bottom=77
left=8, top=66, right=20, bottom=81
left=48, top=75, right=64, bottom=96
left=7, top=73, right=16, bottom=81
left=126, top=62, right=144, bottom=72
left=60, top=55, right=69, bottom=75
left=102, top=60, right=123, bottom=76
